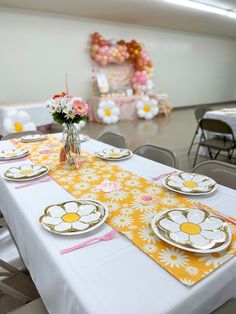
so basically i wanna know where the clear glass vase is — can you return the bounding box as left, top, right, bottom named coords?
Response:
left=62, top=123, right=81, bottom=167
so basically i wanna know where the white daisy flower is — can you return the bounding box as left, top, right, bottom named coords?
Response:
left=97, top=100, right=120, bottom=124
left=82, top=173, right=99, bottom=182
left=185, top=266, right=199, bottom=276
left=160, top=196, right=179, bottom=207
left=105, top=190, right=128, bottom=201
left=144, top=243, right=158, bottom=253
left=111, top=215, right=134, bottom=228
left=198, top=251, right=234, bottom=267
left=140, top=210, right=158, bottom=224
left=159, top=209, right=228, bottom=249
left=136, top=97, right=159, bottom=120
left=125, top=179, right=140, bottom=187
left=105, top=202, right=119, bottom=212
left=122, top=230, right=134, bottom=239
left=159, top=248, right=189, bottom=268
left=121, top=207, right=134, bottom=215
left=41, top=201, right=101, bottom=232
left=116, top=171, right=130, bottom=179
left=165, top=172, right=216, bottom=193
left=138, top=226, right=157, bottom=243
left=131, top=201, right=156, bottom=211
left=180, top=278, right=195, bottom=286
left=145, top=185, right=162, bottom=195
left=74, top=182, right=90, bottom=191
left=3, top=110, right=36, bottom=133
left=81, top=192, right=99, bottom=200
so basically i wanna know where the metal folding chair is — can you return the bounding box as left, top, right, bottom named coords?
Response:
left=97, top=132, right=127, bottom=148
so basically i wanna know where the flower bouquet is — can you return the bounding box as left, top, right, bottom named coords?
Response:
left=46, top=92, right=88, bottom=167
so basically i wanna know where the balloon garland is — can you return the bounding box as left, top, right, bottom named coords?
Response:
left=90, top=32, right=154, bottom=94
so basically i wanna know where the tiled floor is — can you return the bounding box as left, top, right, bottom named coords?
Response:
left=1, top=102, right=236, bottom=313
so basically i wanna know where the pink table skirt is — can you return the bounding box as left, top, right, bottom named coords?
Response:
left=88, top=96, right=144, bottom=123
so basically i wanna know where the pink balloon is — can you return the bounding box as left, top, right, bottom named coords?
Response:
left=95, top=54, right=102, bottom=62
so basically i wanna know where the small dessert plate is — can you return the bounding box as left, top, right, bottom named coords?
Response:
left=20, top=134, right=48, bottom=142
left=0, top=148, right=29, bottom=161
left=3, top=164, right=49, bottom=181
left=79, top=134, right=90, bottom=142
left=40, top=199, right=109, bottom=235
left=96, top=148, right=132, bottom=161
left=151, top=208, right=232, bottom=253
left=162, top=172, right=217, bottom=195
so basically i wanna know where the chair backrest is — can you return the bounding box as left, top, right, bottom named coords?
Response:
left=97, top=132, right=127, bottom=148
left=134, top=144, right=177, bottom=168
left=1, top=131, right=43, bottom=141
left=199, top=118, right=234, bottom=137
left=195, top=106, right=212, bottom=122
left=192, top=160, right=236, bottom=190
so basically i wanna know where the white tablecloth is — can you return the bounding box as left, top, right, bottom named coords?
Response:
left=0, top=136, right=236, bottom=314
left=205, top=110, right=236, bottom=137
left=0, top=103, right=53, bottom=135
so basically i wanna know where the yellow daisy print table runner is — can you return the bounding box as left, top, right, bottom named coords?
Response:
left=12, top=136, right=236, bottom=287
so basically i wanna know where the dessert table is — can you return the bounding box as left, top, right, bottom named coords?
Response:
left=0, top=135, right=236, bottom=314
left=0, top=102, right=53, bottom=135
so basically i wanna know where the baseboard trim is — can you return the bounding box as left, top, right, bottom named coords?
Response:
left=174, top=100, right=236, bottom=111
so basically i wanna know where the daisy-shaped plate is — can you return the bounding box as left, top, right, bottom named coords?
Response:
left=3, top=164, right=49, bottom=181
left=39, top=200, right=109, bottom=235
left=79, top=134, right=90, bottom=142
left=151, top=208, right=231, bottom=253
left=162, top=172, right=217, bottom=195
left=20, top=134, right=48, bottom=143
left=0, top=148, right=29, bottom=161
left=96, top=148, right=133, bottom=161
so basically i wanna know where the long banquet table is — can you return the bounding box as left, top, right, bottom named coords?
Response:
left=0, top=135, right=236, bottom=314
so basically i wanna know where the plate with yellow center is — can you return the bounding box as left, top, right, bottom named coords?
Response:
left=162, top=172, right=217, bottom=195
left=151, top=208, right=231, bottom=253
left=96, top=148, right=132, bottom=161
left=0, top=148, right=29, bottom=161
left=39, top=200, right=109, bottom=235
left=20, top=134, right=48, bottom=143
left=3, top=164, right=49, bottom=181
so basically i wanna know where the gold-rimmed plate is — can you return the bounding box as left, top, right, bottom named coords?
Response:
left=3, top=164, right=49, bottom=181
left=162, top=172, right=217, bottom=195
left=20, top=134, right=48, bottom=142
left=151, top=208, right=232, bottom=253
left=39, top=199, right=109, bottom=235
left=96, top=148, right=133, bottom=161
left=0, top=148, right=29, bottom=161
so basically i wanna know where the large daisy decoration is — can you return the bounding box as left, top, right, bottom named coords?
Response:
left=136, top=96, right=159, bottom=120
left=156, top=208, right=230, bottom=250
left=3, top=110, right=36, bottom=133
left=164, top=172, right=217, bottom=195
left=97, top=100, right=120, bottom=124
left=40, top=200, right=108, bottom=235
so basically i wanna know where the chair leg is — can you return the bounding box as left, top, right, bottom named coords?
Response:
left=193, top=143, right=201, bottom=167
left=187, top=126, right=199, bottom=155
left=214, top=150, right=221, bottom=160
left=0, top=281, right=32, bottom=304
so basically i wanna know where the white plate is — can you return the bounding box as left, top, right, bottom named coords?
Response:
left=0, top=148, right=29, bottom=161
left=3, top=164, right=49, bottom=181
left=79, top=134, right=90, bottom=142
left=151, top=208, right=232, bottom=253
left=40, top=199, right=109, bottom=235
left=20, top=134, right=48, bottom=142
left=96, top=148, right=133, bottom=161
left=162, top=172, right=217, bottom=196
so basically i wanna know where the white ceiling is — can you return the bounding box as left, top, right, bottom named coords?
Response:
left=1, top=0, right=236, bottom=38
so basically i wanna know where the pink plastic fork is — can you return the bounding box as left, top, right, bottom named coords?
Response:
left=60, top=229, right=119, bottom=254
left=151, top=171, right=178, bottom=181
